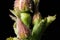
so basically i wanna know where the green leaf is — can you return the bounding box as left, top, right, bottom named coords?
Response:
left=31, top=15, right=56, bottom=40
left=32, top=18, right=47, bottom=40
left=46, top=15, right=56, bottom=26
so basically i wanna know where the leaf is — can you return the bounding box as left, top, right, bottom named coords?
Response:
left=46, top=15, right=56, bottom=26
left=9, top=9, right=17, bottom=17
left=9, top=15, right=16, bottom=21
left=31, top=15, right=56, bottom=40
left=32, top=18, right=47, bottom=40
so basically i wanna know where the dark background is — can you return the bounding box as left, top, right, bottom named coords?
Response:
left=0, top=0, right=60, bottom=40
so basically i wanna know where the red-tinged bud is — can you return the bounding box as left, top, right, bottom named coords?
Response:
left=33, top=12, right=42, bottom=25
left=14, top=0, right=33, bottom=11
left=16, top=18, right=31, bottom=39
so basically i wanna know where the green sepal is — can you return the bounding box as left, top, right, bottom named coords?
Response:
left=20, top=13, right=31, bottom=28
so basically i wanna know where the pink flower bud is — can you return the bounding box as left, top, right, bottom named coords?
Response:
left=14, top=0, right=32, bottom=11
left=16, top=18, right=30, bottom=39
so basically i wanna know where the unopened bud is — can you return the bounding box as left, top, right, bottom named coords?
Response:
left=33, top=12, right=42, bottom=25
left=14, top=0, right=33, bottom=12
left=16, top=18, right=31, bottom=39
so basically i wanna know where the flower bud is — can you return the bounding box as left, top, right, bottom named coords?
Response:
left=33, top=12, right=42, bottom=25
left=16, top=18, right=31, bottom=39
left=14, top=0, right=33, bottom=12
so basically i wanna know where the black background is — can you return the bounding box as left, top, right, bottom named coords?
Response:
left=0, top=0, right=60, bottom=40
